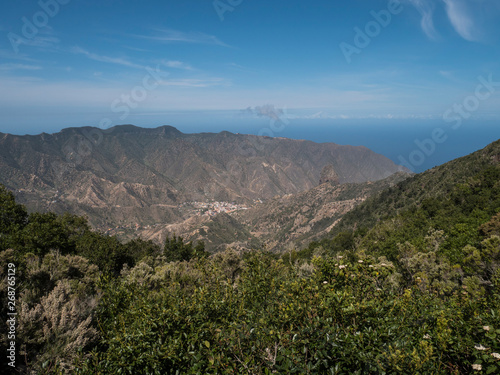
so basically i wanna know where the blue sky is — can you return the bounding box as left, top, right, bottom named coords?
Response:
left=1, top=0, right=500, bottom=137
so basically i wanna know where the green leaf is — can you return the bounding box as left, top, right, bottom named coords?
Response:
left=487, top=365, right=498, bottom=374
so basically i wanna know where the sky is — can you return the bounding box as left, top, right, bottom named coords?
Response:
left=0, top=0, right=499, bottom=170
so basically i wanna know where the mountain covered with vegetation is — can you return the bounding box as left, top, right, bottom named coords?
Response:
left=1, top=138, right=499, bottom=374
left=332, top=139, right=500, bottom=234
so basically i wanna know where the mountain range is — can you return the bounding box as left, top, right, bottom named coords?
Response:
left=0, top=125, right=409, bottom=250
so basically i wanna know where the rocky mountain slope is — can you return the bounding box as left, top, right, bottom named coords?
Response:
left=0, top=125, right=407, bottom=236
left=134, top=172, right=409, bottom=251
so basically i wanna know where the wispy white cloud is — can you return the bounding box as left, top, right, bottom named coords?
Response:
left=8, top=26, right=61, bottom=52
left=0, top=49, right=39, bottom=63
left=135, top=29, right=230, bottom=47
left=71, top=48, right=195, bottom=75
left=0, top=76, right=45, bottom=88
left=406, top=0, right=488, bottom=42
left=226, top=62, right=260, bottom=74
left=0, top=63, right=42, bottom=71
left=159, top=78, right=230, bottom=88
left=18, top=36, right=61, bottom=50
left=70, top=47, right=144, bottom=69
left=442, top=0, right=477, bottom=41
left=161, top=60, right=193, bottom=70
left=406, top=0, right=439, bottom=39
left=123, top=45, right=153, bottom=53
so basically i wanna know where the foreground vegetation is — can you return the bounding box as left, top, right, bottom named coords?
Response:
left=1, top=140, right=499, bottom=374
left=2, top=238, right=500, bottom=374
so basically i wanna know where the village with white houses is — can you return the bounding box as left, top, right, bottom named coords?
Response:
left=101, top=199, right=263, bottom=237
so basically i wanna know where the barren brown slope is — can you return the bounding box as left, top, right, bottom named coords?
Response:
left=136, top=172, right=411, bottom=252
left=0, top=125, right=407, bottom=231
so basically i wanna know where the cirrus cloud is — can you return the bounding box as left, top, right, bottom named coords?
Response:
left=407, top=0, right=439, bottom=39
left=406, top=0, right=497, bottom=42
left=442, top=0, right=477, bottom=41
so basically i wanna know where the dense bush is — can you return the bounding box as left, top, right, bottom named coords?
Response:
left=164, top=235, right=208, bottom=262
left=71, top=251, right=500, bottom=374
left=0, top=249, right=100, bottom=374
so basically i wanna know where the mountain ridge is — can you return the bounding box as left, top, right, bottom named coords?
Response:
left=0, top=124, right=409, bottom=249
